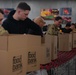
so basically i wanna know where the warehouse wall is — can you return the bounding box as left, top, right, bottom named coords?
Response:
left=0, top=0, right=76, bottom=23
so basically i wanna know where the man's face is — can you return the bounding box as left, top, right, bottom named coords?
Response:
left=55, top=19, right=62, bottom=27
left=18, top=9, right=30, bottom=20
left=70, top=25, right=75, bottom=29
left=0, top=13, right=4, bottom=24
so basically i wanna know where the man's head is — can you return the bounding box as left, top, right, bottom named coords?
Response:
left=70, top=23, right=75, bottom=30
left=54, top=16, right=62, bottom=27
left=16, top=2, right=31, bottom=20
left=0, top=9, right=4, bottom=24
left=34, top=16, right=46, bottom=28
left=65, top=22, right=71, bottom=29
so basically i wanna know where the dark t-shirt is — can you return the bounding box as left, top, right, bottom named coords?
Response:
left=61, top=28, right=72, bottom=33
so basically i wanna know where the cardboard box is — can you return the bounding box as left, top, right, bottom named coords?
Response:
left=0, top=34, right=41, bottom=74
left=0, top=35, right=27, bottom=75
left=40, top=35, right=57, bottom=63
left=72, top=32, right=76, bottom=48
left=26, top=35, right=41, bottom=72
left=45, top=35, right=57, bottom=60
left=40, top=35, right=52, bottom=64
left=58, top=33, right=72, bottom=51
left=50, top=35, right=57, bottom=60
left=40, top=43, right=51, bottom=64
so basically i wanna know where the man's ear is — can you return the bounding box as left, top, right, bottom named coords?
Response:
left=18, top=10, right=20, bottom=14
left=17, top=8, right=21, bottom=14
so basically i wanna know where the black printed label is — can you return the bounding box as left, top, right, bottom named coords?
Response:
left=46, top=48, right=50, bottom=57
left=12, top=55, right=22, bottom=72
left=28, top=52, right=37, bottom=64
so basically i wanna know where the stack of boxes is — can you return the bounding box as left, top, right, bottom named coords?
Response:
left=0, top=31, right=76, bottom=75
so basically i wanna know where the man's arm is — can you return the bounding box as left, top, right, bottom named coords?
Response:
left=26, top=18, right=43, bottom=37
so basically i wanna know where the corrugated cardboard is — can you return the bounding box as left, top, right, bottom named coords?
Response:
left=72, top=32, right=76, bottom=48
left=40, top=35, right=52, bottom=64
left=25, top=35, right=41, bottom=72
left=58, top=33, right=72, bottom=51
left=50, top=35, right=57, bottom=60
left=40, top=44, right=51, bottom=64
left=40, top=35, right=57, bottom=63
left=46, top=35, right=57, bottom=60
left=0, top=34, right=41, bottom=74
left=0, top=35, right=27, bottom=75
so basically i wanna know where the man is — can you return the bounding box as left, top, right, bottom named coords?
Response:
left=61, top=22, right=72, bottom=33
left=28, top=16, right=45, bottom=35
left=34, top=16, right=45, bottom=28
left=46, top=16, right=62, bottom=35
left=0, top=9, right=8, bottom=35
left=70, top=23, right=76, bottom=31
left=2, top=2, right=43, bottom=37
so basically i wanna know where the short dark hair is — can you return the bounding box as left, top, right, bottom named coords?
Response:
left=71, top=23, right=75, bottom=25
left=55, top=16, right=62, bottom=21
left=66, top=22, right=71, bottom=27
left=0, top=9, right=4, bottom=14
left=17, top=2, right=31, bottom=11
